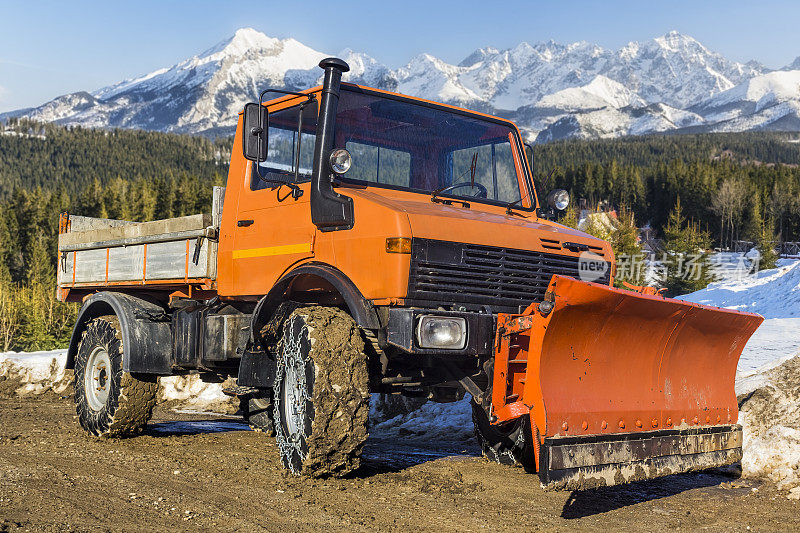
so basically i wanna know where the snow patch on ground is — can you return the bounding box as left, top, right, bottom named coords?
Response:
left=370, top=395, right=475, bottom=444
left=158, top=376, right=237, bottom=414
left=0, top=350, right=70, bottom=396
left=738, top=355, right=800, bottom=490
left=0, top=349, right=235, bottom=411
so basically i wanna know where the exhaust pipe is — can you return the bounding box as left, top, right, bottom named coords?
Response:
left=310, top=57, right=354, bottom=231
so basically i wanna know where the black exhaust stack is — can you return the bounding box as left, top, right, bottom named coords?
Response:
left=310, top=57, right=354, bottom=231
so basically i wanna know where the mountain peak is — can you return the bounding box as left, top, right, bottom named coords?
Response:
left=202, top=27, right=279, bottom=59
left=785, top=56, right=800, bottom=71
left=459, top=47, right=500, bottom=67
left=654, top=30, right=703, bottom=51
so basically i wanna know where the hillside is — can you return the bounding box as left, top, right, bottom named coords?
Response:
left=2, top=123, right=800, bottom=249
left=0, top=120, right=231, bottom=199
left=533, top=130, right=800, bottom=169
left=3, top=121, right=800, bottom=197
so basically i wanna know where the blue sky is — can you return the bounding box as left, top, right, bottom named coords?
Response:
left=1, top=0, right=799, bottom=113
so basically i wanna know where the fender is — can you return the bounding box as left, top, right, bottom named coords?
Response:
left=251, top=262, right=381, bottom=347
left=66, top=292, right=173, bottom=375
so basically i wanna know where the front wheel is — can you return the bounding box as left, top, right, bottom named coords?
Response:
left=272, top=306, right=370, bottom=477
left=73, top=315, right=158, bottom=437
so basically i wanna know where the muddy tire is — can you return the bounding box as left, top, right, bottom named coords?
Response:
left=241, top=393, right=275, bottom=436
left=273, top=306, right=370, bottom=477
left=73, top=315, right=158, bottom=437
left=471, top=400, right=536, bottom=470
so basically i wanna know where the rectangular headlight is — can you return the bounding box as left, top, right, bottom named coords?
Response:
left=416, top=315, right=467, bottom=350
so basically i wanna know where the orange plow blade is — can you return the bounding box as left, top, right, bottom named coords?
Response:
left=492, top=275, right=763, bottom=489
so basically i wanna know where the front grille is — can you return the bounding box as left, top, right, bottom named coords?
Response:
left=407, top=238, right=610, bottom=312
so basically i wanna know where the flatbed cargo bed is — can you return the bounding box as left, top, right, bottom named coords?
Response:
left=56, top=188, right=223, bottom=299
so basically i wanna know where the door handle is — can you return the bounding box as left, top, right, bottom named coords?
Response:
left=237, top=219, right=254, bottom=227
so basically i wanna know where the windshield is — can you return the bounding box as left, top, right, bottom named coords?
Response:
left=333, top=87, right=530, bottom=206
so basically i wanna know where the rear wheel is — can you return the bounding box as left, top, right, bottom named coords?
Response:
left=272, top=306, right=370, bottom=477
left=74, top=315, right=158, bottom=437
left=471, top=400, right=536, bottom=470
left=241, top=393, right=275, bottom=436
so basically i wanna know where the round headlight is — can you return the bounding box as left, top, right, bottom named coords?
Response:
left=547, top=189, right=570, bottom=211
left=329, top=148, right=352, bottom=174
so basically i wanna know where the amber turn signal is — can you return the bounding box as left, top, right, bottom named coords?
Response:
left=386, top=237, right=412, bottom=254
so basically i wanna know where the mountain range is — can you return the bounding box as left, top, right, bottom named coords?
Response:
left=4, top=28, right=800, bottom=141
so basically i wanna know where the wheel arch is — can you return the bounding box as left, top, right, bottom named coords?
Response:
left=250, top=262, right=380, bottom=347
left=66, top=291, right=173, bottom=374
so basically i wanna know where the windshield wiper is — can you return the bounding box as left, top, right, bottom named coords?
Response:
left=430, top=151, right=480, bottom=208
left=505, top=197, right=524, bottom=216
left=431, top=186, right=470, bottom=208
left=506, top=167, right=554, bottom=215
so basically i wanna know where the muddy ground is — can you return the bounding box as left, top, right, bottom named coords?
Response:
left=1, top=394, right=798, bottom=532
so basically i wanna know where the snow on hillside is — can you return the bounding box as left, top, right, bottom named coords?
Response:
left=4, top=28, right=797, bottom=140
left=536, top=76, right=645, bottom=111
left=690, top=70, right=800, bottom=132
left=680, top=259, right=800, bottom=377
left=698, top=70, right=800, bottom=113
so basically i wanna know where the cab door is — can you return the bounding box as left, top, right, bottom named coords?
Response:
left=230, top=98, right=319, bottom=296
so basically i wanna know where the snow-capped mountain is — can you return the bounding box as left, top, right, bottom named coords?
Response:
left=4, top=28, right=799, bottom=141
left=690, top=70, right=800, bottom=132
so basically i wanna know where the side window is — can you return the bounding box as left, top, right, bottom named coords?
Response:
left=251, top=101, right=318, bottom=191
left=345, top=141, right=411, bottom=187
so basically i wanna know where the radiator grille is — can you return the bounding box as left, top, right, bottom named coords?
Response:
left=407, top=239, right=610, bottom=312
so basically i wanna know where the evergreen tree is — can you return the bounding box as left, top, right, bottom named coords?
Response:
left=609, top=206, right=645, bottom=287
left=744, top=191, right=763, bottom=242
left=662, top=198, right=715, bottom=296
left=559, top=203, right=579, bottom=229
left=754, top=217, right=779, bottom=271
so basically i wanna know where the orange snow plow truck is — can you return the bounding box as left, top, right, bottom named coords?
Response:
left=57, top=58, right=763, bottom=489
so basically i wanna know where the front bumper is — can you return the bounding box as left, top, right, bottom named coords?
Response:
left=385, top=308, right=495, bottom=356
left=539, top=424, right=743, bottom=490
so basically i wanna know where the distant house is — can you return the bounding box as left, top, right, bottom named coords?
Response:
left=639, top=224, right=661, bottom=255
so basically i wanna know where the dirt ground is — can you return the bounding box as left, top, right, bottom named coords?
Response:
left=1, top=394, right=798, bottom=532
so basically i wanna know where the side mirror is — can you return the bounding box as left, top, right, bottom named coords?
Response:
left=242, top=103, right=268, bottom=162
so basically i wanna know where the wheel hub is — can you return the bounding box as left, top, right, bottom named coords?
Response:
left=85, top=346, right=112, bottom=411
left=279, top=327, right=308, bottom=443
left=282, top=359, right=304, bottom=437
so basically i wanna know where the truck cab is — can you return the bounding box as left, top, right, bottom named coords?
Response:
left=220, top=80, right=612, bottom=307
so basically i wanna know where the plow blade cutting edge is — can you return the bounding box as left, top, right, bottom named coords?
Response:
left=491, top=275, right=763, bottom=490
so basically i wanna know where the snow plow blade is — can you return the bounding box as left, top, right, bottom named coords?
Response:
left=491, top=275, right=763, bottom=490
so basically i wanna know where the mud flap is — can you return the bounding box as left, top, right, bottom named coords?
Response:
left=491, top=275, right=762, bottom=489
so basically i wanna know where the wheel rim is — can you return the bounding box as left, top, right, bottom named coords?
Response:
left=282, top=358, right=303, bottom=436
left=84, top=346, right=112, bottom=411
